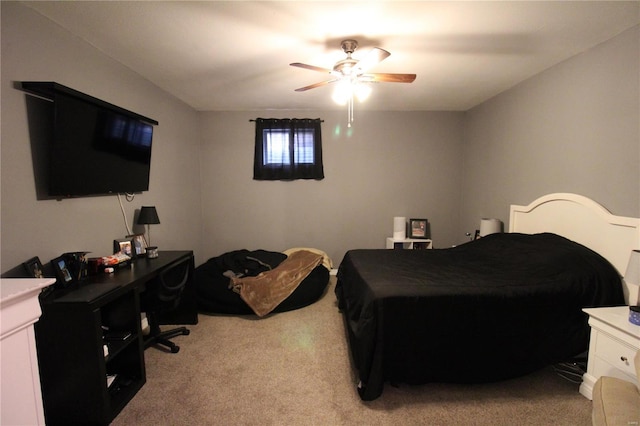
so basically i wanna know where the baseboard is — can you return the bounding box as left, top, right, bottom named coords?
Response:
left=579, top=373, right=595, bottom=400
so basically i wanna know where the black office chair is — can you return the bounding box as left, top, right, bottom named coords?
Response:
left=140, top=258, right=191, bottom=353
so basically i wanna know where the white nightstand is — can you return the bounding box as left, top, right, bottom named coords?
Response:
left=580, top=306, right=640, bottom=400
left=385, top=237, right=432, bottom=249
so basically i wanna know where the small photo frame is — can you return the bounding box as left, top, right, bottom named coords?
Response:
left=23, top=256, right=44, bottom=278
left=113, top=238, right=133, bottom=257
left=409, top=218, right=429, bottom=239
left=51, top=256, right=74, bottom=287
left=127, top=234, right=147, bottom=257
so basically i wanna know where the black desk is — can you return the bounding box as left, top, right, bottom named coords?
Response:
left=35, top=250, right=197, bottom=425
left=55, top=250, right=198, bottom=324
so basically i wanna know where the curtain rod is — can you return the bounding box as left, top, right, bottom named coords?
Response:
left=249, top=119, right=324, bottom=122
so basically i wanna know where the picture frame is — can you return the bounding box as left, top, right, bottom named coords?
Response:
left=51, top=256, right=74, bottom=288
left=409, top=218, right=429, bottom=239
left=113, top=238, right=134, bottom=257
left=127, top=234, right=147, bottom=257
left=23, top=256, right=44, bottom=278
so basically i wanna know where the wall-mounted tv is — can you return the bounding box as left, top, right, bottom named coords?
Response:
left=20, top=82, right=158, bottom=198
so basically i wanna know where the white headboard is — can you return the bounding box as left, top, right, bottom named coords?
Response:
left=510, top=193, right=640, bottom=304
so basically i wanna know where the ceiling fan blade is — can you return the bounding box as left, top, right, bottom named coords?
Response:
left=290, top=62, right=332, bottom=74
left=363, top=73, right=417, bottom=83
left=354, top=47, right=390, bottom=74
left=294, top=79, right=339, bottom=92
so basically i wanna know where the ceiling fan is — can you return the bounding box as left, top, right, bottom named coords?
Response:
left=290, top=39, right=417, bottom=92
left=290, top=39, right=416, bottom=127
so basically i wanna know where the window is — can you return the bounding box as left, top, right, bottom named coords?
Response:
left=263, top=129, right=315, bottom=165
left=253, top=118, right=324, bottom=180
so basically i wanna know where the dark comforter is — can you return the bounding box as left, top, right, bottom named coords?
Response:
left=335, top=233, right=624, bottom=400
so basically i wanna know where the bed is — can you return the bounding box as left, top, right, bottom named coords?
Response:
left=335, top=193, right=640, bottom=400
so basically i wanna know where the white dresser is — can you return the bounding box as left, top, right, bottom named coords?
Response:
left=1, top=278, right=55, bottom=425
left=580, top=306, right=640, bottom=400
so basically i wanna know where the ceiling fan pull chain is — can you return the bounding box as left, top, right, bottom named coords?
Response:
left=348, top=93, right=353, bottom=128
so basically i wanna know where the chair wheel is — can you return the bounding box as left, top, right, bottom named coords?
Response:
left=183, top=329, right=191, bottom=336
left=171, top=345, right=180, bottom=353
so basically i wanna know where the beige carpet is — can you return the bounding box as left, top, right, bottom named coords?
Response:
left=112, top=277, right=592, bottom=425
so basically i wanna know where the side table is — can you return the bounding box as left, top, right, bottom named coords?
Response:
left=386, top=237, right=433, bottom=250
left=580, top=306, right=640, bottom=400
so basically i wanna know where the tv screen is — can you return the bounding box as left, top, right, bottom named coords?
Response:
left=50, top=94, right=153, bottom=196
left=21, top=82, right=157, bottom=198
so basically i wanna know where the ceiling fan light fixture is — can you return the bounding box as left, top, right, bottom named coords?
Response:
left=291, top=39, right=416, bottom=127
left=332, top=80, right=371, bottom=105
left=332, top=80, right=352, bottom=105
left=354, top=82, right=372, bottom=102
left=333, top=58, right=357, bottom=76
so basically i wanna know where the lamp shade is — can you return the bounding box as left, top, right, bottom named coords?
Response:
left=137, top=206, right=160, bottom=225
left=625, top=249, right=640, bottom=286
left=393, top=217, right=406, bottom=240
left=479, top=218, right=501, bottom=237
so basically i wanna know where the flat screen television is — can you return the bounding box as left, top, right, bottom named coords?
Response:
left=21, top=82, right=158, bottom=198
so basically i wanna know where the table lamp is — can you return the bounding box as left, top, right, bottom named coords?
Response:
left=393, top=217, right=406, bottom=240
left=479, top=218, right=502, bottom=237
left=137, top=206, right=160, bottom=257
left=625, top=250, right=640, bottom=324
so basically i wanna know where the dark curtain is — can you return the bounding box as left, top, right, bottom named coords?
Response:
left=253, top=118, right=324, bottom=180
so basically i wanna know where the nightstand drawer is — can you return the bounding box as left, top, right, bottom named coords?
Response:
left=594, top=332, right=638, bottom=379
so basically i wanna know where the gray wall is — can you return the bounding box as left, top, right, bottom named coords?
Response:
left=2, top=2, right=638, bottom=273
left=199, top=110, right=464, bottom=265
left=460, top=25, right=640, bottom=234
left=199, top=25, right=640, bottom=265
left=1, top=2, right=203, bottom=271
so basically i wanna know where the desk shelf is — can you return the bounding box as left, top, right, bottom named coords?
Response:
left=34, top=250, right=196, bottom=425
left=35, top=285, right=145, bottom=425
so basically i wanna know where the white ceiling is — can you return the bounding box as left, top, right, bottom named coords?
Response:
left=22, top=1, right=640, bottom=112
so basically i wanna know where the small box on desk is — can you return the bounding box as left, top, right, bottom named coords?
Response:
left=88, top=255, right=131, bottom=275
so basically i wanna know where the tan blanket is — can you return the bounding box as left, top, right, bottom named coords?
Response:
left=229, top=250, right=324, bottom=317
